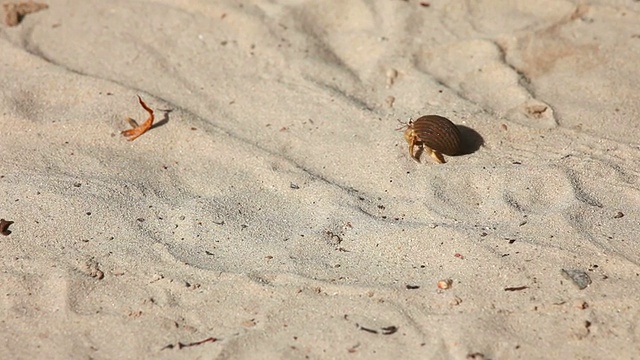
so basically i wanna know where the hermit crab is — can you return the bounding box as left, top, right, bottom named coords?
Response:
left=400, top=115, right=462, bottom=164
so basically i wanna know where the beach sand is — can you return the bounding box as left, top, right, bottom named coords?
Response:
left=2, top=0, right=640, bottom=358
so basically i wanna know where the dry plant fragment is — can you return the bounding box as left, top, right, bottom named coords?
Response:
left=3, top=1, right=48, bottom=27
left=161, top=337, right=218, bottom=350
left=121, top=95, right=154, bottom=141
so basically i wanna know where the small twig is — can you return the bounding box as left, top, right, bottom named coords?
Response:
left=161, top=337, right=218, bottom=350
left=358, top=325, right=378, bottom=334
left=504, top=286, right=528, bottom=292
left=356, top=324, right=399, bottom=335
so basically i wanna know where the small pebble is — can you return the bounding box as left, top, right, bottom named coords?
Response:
left=562, top=269, right=592, bottom=290
left=437, top=279, right=453, bottom=290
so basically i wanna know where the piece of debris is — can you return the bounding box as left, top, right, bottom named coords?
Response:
left=504, top=286, right=528, bottom=292
left=358, top=325, right=378, bottom=334
left=437, top=279, right=453, bottom=290
left=0, top=219, right=13, bottom=235
left=467, top=353, right=486, bottom=360
left=385, top=95, right=395, bottom=108
left=562, top=269, right=592, bottom=290
left=84, top=258, right=104, bottom=280
left=347, top=343, right=361, bottom=353
left=576, top=301, right=589, bottom=310
left=122, top=95, right=154, bottom=141
left=613, top=211, right=624, bottom=219
left=356, top=323, right=399, bottom=335
left=3, top=1, right=48, bottom=27
left=386, top=68, right=398, bottom=87
left=161, top=337, right=218, bottom=350
left=380, top=326, right=398, bottom=335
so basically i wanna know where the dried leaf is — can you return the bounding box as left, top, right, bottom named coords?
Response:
left=121, top=95, right=154, bottom=141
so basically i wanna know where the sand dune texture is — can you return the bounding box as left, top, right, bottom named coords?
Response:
left=2, top=0, right=640, bottom=359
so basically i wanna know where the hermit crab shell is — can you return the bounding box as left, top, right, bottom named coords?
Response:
left=408, top=115, right=461, bottom=156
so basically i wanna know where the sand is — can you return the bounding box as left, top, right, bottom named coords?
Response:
left=2, top=0, right=640, bottom=359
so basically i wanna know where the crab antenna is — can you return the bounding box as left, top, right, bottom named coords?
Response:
left=394, top=117, right=413, bottom=131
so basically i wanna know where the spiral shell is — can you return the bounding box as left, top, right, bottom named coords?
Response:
left=403, top=115, right=462, bottom=163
